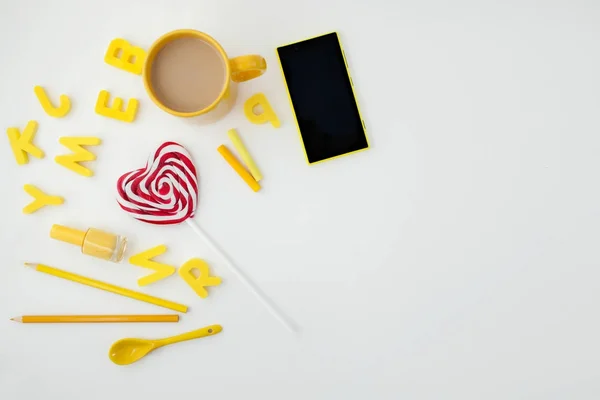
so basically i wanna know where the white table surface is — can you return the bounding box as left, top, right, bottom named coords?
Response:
left=1, top=0, right=599, bottom=398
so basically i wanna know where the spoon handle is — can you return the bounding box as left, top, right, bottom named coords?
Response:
left=156, top=324, right=222, bottom=347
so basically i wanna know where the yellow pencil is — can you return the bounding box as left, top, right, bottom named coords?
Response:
left=217, top=145, right=261, bottom=192
left=25, top=263, right=188, bottom=313
left=11, top=315, right=179, bottom=323
left=227, top=129, right=263, bottom=181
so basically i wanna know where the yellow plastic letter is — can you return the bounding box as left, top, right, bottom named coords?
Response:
left=55, top=137, right=101, bottom=177
left=23, top=184, right=64, bottom=214
left=104, top=38, right=146, bottom=75
left=244, top=93, right=280, bottom=128
left=34, top=86, right=71, bottom=118
left=129, top=245, right=177, bottom=287
left=6, top=121, right=44, bottom=165
left=95, top=90, right=138, bottom=123
left=178, top=258, right=222, bottom=298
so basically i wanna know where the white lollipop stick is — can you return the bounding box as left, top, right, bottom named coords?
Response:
left=186, top=219, right=297, bottom=333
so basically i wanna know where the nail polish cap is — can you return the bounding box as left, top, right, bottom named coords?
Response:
left=50, top=224, right=85, bottom=246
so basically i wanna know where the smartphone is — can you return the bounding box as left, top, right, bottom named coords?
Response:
left=277, top=32, right=369, bottom=164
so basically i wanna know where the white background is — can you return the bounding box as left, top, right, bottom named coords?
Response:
left=1, top=0, right=599, bottom=398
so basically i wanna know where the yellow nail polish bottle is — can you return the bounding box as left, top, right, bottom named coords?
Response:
left=50, top=224, right=127, bottom=262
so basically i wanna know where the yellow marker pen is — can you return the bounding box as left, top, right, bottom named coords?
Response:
left=227, top=129, right=262, bottom=181
left=217, top=145, right=261, bottom=192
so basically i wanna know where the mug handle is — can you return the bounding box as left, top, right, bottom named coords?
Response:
left=230, top=55, right=267, bottom=82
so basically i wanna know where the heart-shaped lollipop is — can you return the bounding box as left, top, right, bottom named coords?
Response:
left=116, top=142, right=295, bottom=332
left=117, top=142, right=198, bottom=225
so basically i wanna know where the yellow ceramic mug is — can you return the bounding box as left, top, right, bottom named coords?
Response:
left=143, top=29, right=266, bottom=122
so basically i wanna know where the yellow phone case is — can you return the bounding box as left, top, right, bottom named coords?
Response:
left=276, top=32, right=370, bottom=165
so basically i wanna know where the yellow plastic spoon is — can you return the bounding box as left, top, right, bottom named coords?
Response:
left=109, top=324, right=222, bottom=365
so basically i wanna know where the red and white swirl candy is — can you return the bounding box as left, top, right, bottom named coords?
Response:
left=117, top=142, right=198, bottom=225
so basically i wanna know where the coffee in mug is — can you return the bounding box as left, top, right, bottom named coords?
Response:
left=144, top=30, right=267, bottom=120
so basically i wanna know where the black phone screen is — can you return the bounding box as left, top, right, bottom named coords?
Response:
left=277, top=33, right=368, bottom=164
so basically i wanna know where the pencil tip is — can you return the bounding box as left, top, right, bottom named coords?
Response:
left=24, top=262, right=36, bottom=268
left=10, top=317, right=21, bottom=322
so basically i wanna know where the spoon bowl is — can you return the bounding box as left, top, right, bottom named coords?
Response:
left=108, top=324, right=222, bottom=365
left=109, top=338, right=157, bottom=365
